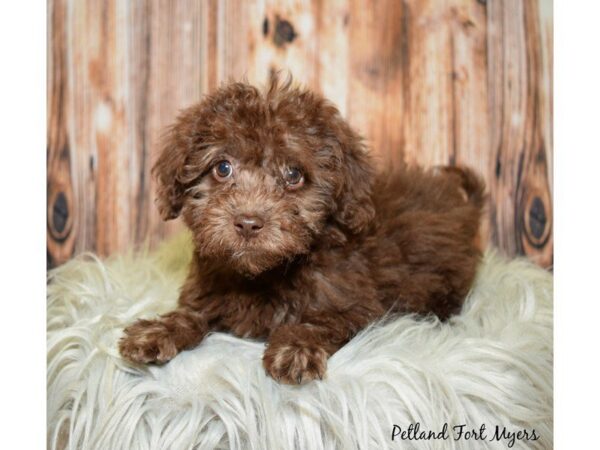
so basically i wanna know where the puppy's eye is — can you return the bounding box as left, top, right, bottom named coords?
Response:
left=213, top=160, right=233, bottom=182
left=284, top=167, right=304, bottom=189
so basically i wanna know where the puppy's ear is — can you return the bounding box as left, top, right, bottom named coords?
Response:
left=152, top=125, right=187, bottom=220
left=329, top=119, right=376, bottom=234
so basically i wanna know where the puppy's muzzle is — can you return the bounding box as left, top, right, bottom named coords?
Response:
left=234, top=214, right=264, bottom=239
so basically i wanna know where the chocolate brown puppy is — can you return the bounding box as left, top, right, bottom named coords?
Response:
left=119, top=76, right=486, bottom=384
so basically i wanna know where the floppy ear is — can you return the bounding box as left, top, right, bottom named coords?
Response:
left=152, top=120, right=193, bottom=221
left=329, top=119, right=376, bottom=234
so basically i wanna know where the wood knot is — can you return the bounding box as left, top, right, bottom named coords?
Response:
left=495, top=159, right=502, bottom=178
left=273, top=16, right=297, bottom=47
left=528, top=196, right=547, bottom=241
left=48, top=190, right=71, bottom=242
left=523, top=193, right=551, bottom=248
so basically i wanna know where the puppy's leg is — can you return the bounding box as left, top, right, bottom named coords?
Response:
left=262, top=324, right=330, bottom=384
left=263, top=305, right=383, bottom=384
left=119, top=308, right=208, bottom=364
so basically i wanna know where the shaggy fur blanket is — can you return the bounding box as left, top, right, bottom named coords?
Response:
left=47, top=233, right=553, bottom=449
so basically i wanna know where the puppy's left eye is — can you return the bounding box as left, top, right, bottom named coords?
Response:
left=284, top=167, right=304, bottom=189
left=213, top=160, right=233, bottom=182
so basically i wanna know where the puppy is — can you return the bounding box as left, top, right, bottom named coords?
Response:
left=119, top=76, right=485, bottom=384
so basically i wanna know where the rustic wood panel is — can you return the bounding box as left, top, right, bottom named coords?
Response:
left=486, top=0, right=553, bottom=268
left=47, top=0, right=553, bottom=268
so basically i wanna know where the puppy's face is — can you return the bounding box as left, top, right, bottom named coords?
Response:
left=153, top=78, right=375, bottom=277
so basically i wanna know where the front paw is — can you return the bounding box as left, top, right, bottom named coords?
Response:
left=263, top=341, right=328, bottom=385
left=119, top=319, right=178, bottom=364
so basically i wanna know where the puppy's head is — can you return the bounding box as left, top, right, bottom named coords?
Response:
left=153, top=76, right=374, bottom=277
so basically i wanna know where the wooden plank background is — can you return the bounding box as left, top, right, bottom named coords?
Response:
left=47, top=0, right=553, bottom=269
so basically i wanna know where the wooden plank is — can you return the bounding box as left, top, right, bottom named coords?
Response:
left=518, top=0, right=553, bottom=267
left=143, top=1, right=204, bottom=246
left=47, top=0, right=77, bottom=268
left=447, top=0, right=491, bottom=248
left=345, top=0, right=407, bottom=169
left=447, top=0, right=490, bottom=171
left=399, top=0, right=455, bottom=168
left=126, top=0, right=153, bottom=245
left=487, top=0, right=523, bottom=261
left=486, top=0, right=553, bottom=268
left=84, top=1, right=131, bottom=256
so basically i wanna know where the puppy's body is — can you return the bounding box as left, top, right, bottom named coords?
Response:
left=120, top=78, right=485, bottom=384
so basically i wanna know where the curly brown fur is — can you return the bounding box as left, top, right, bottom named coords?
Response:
left=119, top=76, right=486, bottom=385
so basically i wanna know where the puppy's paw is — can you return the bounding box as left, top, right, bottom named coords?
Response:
left=119, top=319, right=178, bottom=364
left=263, top=341, right=328, bottom=385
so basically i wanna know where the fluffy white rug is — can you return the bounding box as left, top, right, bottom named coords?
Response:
left=47, top=232, right=553, bottom=450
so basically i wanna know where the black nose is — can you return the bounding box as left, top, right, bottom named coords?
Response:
left=234, top=214, right=264, bottom=238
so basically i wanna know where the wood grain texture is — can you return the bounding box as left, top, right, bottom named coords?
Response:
left=47, top=0, right=553, bottom=268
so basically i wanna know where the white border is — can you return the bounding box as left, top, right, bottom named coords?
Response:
left=0, top=1, right=596, bottom=447
left=0, top=1, right=46, bottom=448
left=555, top=0, right=600, bottom=448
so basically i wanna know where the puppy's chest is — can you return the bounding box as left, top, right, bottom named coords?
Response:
left=219, top=291, right=301, bottom=338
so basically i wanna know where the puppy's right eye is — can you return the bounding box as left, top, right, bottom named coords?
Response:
left=283, top=167, right=304, bottom=190
left=212, top=160, right=233, bottom=182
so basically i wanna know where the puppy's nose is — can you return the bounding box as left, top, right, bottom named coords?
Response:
left=234, top=214, right=264, bottom=238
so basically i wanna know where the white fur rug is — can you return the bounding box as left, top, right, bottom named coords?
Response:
left=47, top=232, right=553, bottom=450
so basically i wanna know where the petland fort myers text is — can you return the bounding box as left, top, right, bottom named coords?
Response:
left=391, top=423, right=539, bottom=448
